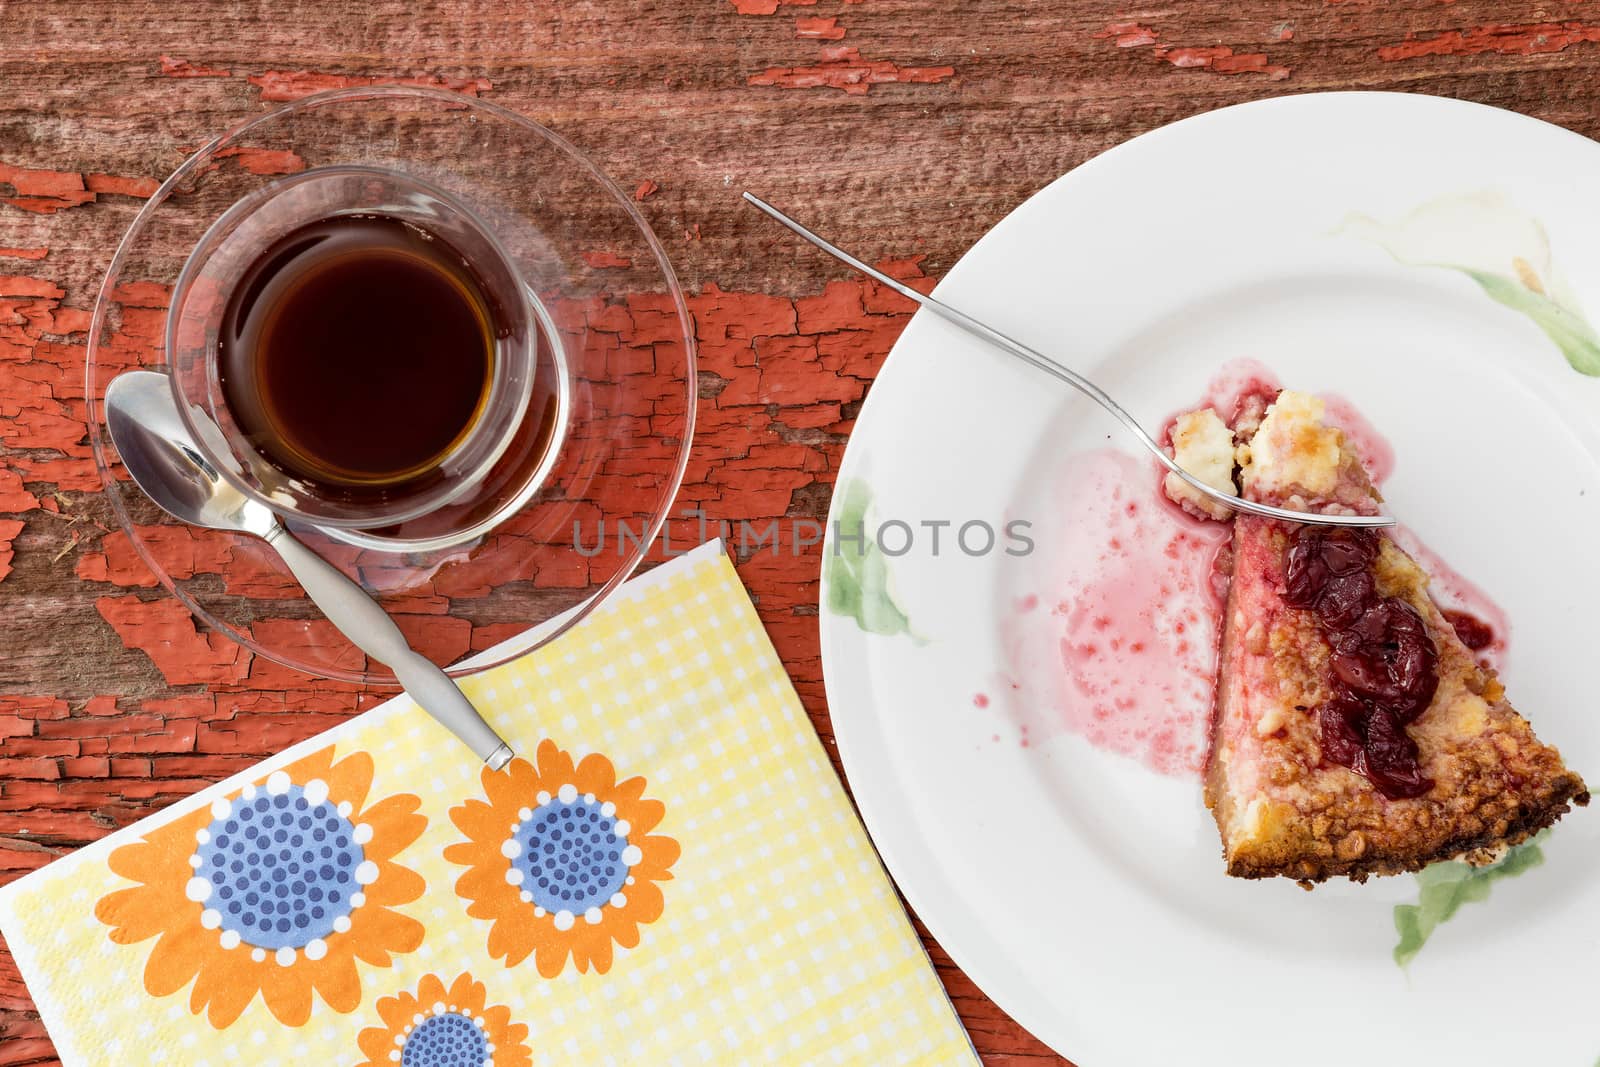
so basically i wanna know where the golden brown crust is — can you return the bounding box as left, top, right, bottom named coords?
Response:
left=1205, top=393, right=1589, bottom=885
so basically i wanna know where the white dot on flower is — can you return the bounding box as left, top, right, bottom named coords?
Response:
left=626, top=876, right=635, bottom=886
left=354, top=860, right=379, bottom=885
left=534, top=906, right=546, bottom=918
left=553, top=910, right=574, bottom=931
left=189, top=855, right=203, bottom=869
left=613, top=819, right=631, bottom=838
left=621, top=845, right=643, bottom=866
left=558, top=784, right=577, bottom=804
left=251, top=948, right=266, bottom=963
left=334, top=915, right=352, bottom=934
left=242, top=784, right=257, bottom=800
left=352, top=823, right=373, bottom=845
left=388, top=1052, right=399, bottom=1063
left=302, top=778, right=329, bottom=807
left=501, top=839, right=522, bottom=859
left=195, top=828, right=211, bottom=845
left=584, top=793, right=596, bottom=804
left=275, top=947, right=295, bottom=967
left=610, top=893, right=627, bottom=909
left=584, top=906, right=603, bottom=925
left=200, top=908, right=221, bottom=929
left=394, top=1033, right=406, bottom=1047
left=432, top=1001, right=447, bottom=1015
left=519, top=890, right=532, bottom=903
left=185, top=877, right=212, bottom=903
left=505, top=868, right=524, bottom=886
left=600, top=801, right=616, bottom=817
left=533, top=794, right=549, bottom=808
left=304, top=938, right=327, bottom=961
left=338, top=801, right=353, bottom=817
left=413, top=1013, right=425, bottom=1026
left=210, top=797, right=231, bottom=820
left=266, top=771, right=291, bottom=795
left=350, top=892, right=366, bottom=908
left=219, top=930, right=241, bottom=950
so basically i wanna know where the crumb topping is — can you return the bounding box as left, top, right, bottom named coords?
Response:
left=1239, top=391, right=1344, bottom=499
left=1163, top=407, right=1238, bottom=520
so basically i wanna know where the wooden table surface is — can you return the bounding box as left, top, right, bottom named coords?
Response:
left=5, top=2, right=1600, bottom=1062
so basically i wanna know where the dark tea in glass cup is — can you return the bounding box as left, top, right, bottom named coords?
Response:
left=167, top=165, right=568, bottom=548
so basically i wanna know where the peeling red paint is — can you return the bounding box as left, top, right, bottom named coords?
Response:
left=0, top=519, right=22, bottom=583
left=85, top=173, right=159, bottom=198
left=1378, top=21, right=1600, bottom=61
left=729, top=0, right=817, bottom=13
left=51, top=307, right=91, bottom=334
left=1094, top=21, right=1160, bottom=48
left=580, top=250, right=634, bottom=269
left=749, top=45, right=955, bottom=94
left=634, top=179, right=660, bottom=201
left=1, top=161, right=160, bottom=213
left=0, top=161, right=94, bottom=214
left=1156, top=45, right=1291, bottom=77
left=247, top=70, right=493, bottom=102
left=159, top=55, right=230, bottom=78
left=0, top=470, right=39, bottom=512
left=796, top=16, right=846, bottom=40
left=0, top=248, right=48, bottom=261
left=95, top=595, right=252, bottom=686
left=213, top=145, right=306, bottom=176
left=1098, top=23, right=1291, bottom=78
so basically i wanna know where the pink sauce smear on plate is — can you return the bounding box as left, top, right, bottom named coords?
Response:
left=998, top=359, right=1507, bottom=774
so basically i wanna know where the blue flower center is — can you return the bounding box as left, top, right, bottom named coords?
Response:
left=195, top=785, right=363, bottom=950
left=512, top=798, right=629, bottom=914
left=402, top=1012, right=487, bottom=1067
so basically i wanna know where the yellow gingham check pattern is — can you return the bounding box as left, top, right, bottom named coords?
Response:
left=0, top=544, right=977, bottom=1066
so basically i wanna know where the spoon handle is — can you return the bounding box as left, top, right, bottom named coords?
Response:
left=265, top=526, right=514, bottom=771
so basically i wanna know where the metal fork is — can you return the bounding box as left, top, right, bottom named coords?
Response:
left=743, top=192, right=1393, bottom=529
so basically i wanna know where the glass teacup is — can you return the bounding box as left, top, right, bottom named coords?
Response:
left=167, top=165, right=546, bottom=535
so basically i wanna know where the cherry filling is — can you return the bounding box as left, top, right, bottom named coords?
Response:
left=1283, top=528, right=1440, bottom=799
left=1442, top=609, right=1495, bottom=652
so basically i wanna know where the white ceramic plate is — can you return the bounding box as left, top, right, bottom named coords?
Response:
left=820, top=92, right=1600, bottom=1067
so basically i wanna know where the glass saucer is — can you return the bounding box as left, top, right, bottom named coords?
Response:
left=85, top=87, right=695, bottom=683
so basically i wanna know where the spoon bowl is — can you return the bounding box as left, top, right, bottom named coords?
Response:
left=105, top=372, right=272, bottom=538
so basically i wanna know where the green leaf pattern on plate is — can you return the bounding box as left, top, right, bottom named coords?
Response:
left=1341, top=191, right=1600, bottom=376
left=1391, top=830, right=1549, bottom=968
left=825, top=478, right=917, bottom=639
left=1455, top=269, right=1600, bottom=376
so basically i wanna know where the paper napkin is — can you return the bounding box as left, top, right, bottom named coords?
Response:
left=0, top=541, right=976, bottom=1066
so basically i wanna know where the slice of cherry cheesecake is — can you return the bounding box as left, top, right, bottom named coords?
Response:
left=1198, top=391, right=1587, bottom=884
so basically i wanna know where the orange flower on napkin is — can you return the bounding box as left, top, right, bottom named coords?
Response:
left=355, top=971, right=532, bottom=1067
left=93, top=746, right=427, bottom=1028
left=445, top=739, right=680, bottom=977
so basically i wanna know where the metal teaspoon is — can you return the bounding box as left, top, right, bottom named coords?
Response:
left=104, top=370, right=515, bottom=770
